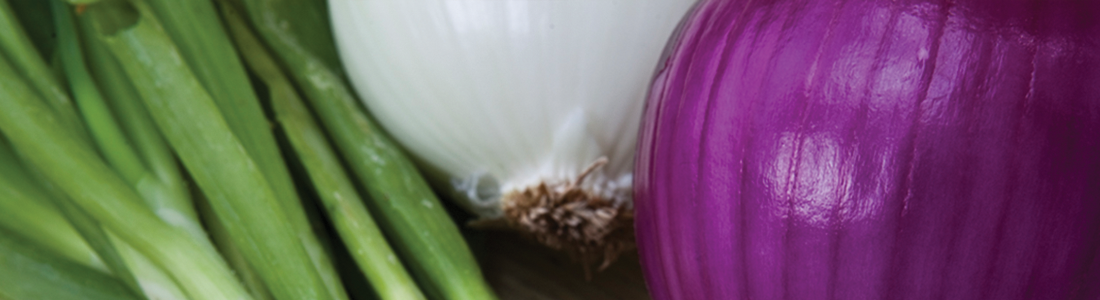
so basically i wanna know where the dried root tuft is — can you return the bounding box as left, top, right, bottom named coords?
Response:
left=501, top=158, right=635, bottom=277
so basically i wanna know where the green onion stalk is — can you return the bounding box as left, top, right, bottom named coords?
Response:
left=51, top=2, right=196, bottom=299
left=0, top=227, right=142, bottom=300
left=0, top=44, right=252, bottom=300
left=233, top=0, right=498, bottom=298
left=0, top=0, right=90, bottom=146
left=0, top=134, right=190, bottom=300
left=135, top=0, right=347, bottom=296
left=220, top=2, right=426, bottom=299
left=0, top=135, right=106, bottom=273
left=79, top=1, right=335, bottom=299
left=73, top=2, right=200, bottom=237
left=1, top=3, right=195, bottom=299
left=73, top=3, right=273, bottom=298
left=5, top=0, right=57, bottom=58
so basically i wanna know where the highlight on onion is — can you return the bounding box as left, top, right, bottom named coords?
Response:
left=634, top=0, right=1100, bottom=299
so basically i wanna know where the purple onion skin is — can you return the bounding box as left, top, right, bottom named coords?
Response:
left=634, top=0, right=1100, bottom=299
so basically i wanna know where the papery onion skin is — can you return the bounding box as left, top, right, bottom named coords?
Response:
left=634, top=0, right=1100, bottom=299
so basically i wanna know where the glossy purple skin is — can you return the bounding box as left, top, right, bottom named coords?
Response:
left=634, top=0, right=1100, bottom=299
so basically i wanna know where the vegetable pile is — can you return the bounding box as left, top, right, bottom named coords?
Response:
left=4, top=0, right=1100, bottom=299
left=635, top=0, right=1100, bottom=299
left=0, top=0, right=491, bottom=299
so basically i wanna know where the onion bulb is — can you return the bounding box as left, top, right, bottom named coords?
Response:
left=635, top=0, right=1100, bottom=299
left=329, top=0, right=695, bottom=264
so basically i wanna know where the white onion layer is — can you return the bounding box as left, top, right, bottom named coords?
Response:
left=330, top=0, right=694, bottom=219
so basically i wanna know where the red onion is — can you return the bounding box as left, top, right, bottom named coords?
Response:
left=634, top=0, right=1100, bottom=299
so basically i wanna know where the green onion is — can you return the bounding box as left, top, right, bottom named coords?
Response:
left=9, top=141, right=141, bottom=295
left=235, top=0, right=498, bottom=298
left=51, top=3, right=161, bottom=296
left=0, top=35, right=251, bottom=300
left=0, top=228, right=142, bottom=300
left=108, top=238, right=191, bottom=300
left=0, top=0, right=89, bottom=146
left=49, top=195, right=144, bottom=298
left=220, top=3, right=426, bottom=299
left=139, top=0, right=346, bottom=296
left=76, top=7, right=200, bottom=229
left=0, top=135, right=105, bottom=272
left=5, top=0, right=55, bottom=58
left=196, top=191, right=277, bottom=300
left=65, top=0, right=207, bottom=247
left=0, top=133, right=189, bottom=300
left=54, top=0, right=141, bottom=184
left=82, top=1, right=333, bottom=299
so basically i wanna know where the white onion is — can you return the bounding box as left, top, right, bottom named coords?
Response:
left=330, top=0, right=694, bottom=262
